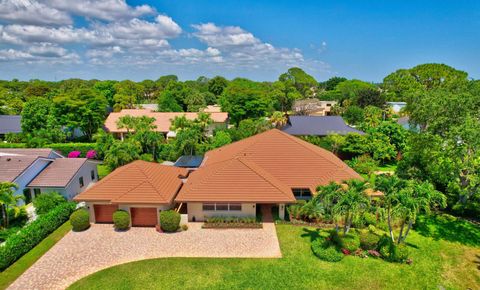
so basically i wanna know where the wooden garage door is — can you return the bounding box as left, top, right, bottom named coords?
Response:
left=131, top=208, right=158, bottom=227
left=94, top=204, right=118, bottom=223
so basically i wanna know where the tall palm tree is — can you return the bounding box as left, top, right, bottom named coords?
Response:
left=0, top=182, right=23, bottom=229
left=332, top=179, right=369, bottom=234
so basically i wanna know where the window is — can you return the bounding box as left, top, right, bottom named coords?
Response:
left=79, top=177, right=84, bottom=188
left=91, top=170, right=95, bottom=181
left=202, top=203, right=243, bottom=212
left=202, top=204, right=215, bottom=211
left=33, top=188, right=41, bottom=197
left=326, top=103, right=332, bottom=107
left=229, top=204, right=242, bottom=211
left=292, top=188, right=312, bottom=200
left=216, top=204, right=229, bottom=211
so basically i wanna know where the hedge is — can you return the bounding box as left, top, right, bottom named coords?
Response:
left=113, top=210, right=130, bottom=230
left=0, top=143, right=96, bottom=158
left=159, top=210, right=180, bottom=232
left=0, top=202, right=76, bottom=271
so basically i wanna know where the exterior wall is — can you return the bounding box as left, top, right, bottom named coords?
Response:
left=13, top=159, right=52, bottom=204
left=186, top=202, right=256, bottom=222
left=63, top=161, right=98, bottom=200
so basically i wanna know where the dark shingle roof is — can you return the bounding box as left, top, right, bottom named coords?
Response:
left=281, top=116, right=364, bottom=136
left=0, top=115, right=21, bottom=134
left=174, top=155, right=204, bottom=168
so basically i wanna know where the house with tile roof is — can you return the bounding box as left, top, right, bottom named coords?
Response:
left=0, top=115, right=21, bottom=138
left=104, top=109, right=229, bottom=140
left=0, top=149, right=98, bottom=203
left=74, top=129, right=361, bottom=226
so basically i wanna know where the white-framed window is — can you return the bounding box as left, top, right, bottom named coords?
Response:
left=292, top=188, right=312, bottom=200
left=79, top=177, right=84, bottom=188
left=202, top=203, right=243, bottom=212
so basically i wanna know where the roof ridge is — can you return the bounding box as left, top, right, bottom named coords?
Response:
left=133, top=161, right=166, bottom=199
left=237, top=157, right=294, bottom=199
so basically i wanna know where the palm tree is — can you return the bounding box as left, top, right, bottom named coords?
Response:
left=270, top=111, right=287, bottom=128
left=332, top=179, right=369, bottom=234
left=0, top=182, right=23, bottom=229
left=374, top=175, right=407, bottom=242
left=394, top=180, right=446, bottom=244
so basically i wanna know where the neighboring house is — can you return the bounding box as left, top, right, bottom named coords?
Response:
left=0, top=115, right=21, bottom=138
left=0, top=149, right=97, bottom=203
left=281, top=115, right=365, bottom=136
left=74, top=161, right=188, bottom=227
left=292, top=99, right=337, bottom=116
left=387, top=101, right=407, bottom=113
left=176, top=129, right=362, bottom=221
left=74, top=129, right=361, bottom=226
left=104, top=109, right=229, bottom=139
left=397, top=116, right=419, bottom=132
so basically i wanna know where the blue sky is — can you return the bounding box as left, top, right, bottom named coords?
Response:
left=0, top=0, right=479, bottom=82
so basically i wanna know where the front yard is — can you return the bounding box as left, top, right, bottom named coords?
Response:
left=69, top=219, right=480, bottom=290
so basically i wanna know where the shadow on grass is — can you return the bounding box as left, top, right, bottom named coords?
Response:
left=300, top=228, right=321, bottom=242
left=414, top=214, right=480, bottom=247
left=405, top=242, right=419, bottom=249
left=475, top=254, right=480, bottom=271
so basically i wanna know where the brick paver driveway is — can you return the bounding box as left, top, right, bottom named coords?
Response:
left=8, top=223, right=281, bottom=290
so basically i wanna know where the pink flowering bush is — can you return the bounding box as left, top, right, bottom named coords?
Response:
left=368, top=250, right=381, bottom=258
left=68, top=151, right=81, bottom=158
left=341, top=248, right=351, bottom=255
left=86, top=150, right=97, bottom=159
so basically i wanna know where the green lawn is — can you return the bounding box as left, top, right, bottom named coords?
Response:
left=69, top=219, right=479, bottom=290
left=376, top=164, right=397, bottom=173
left=0, top=222, right=72, bottom=290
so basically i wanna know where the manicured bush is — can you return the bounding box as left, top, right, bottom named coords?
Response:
left=0, top=202, right=75, bottom=271
left=68, top=151, right=81, bottom=158
left=339, top=233, right=361, bottom=252
left=181, top=224, right=188, bottom=231
left=311, top=239, right=344, bottom=262
left=33, top=192, right=66, bottom=215
left=113, top=210, right=130, bottom=230
left=0, top=143, right=27, bottom=148
left=70, top=209, right=90, bottom=232
left=391, top=244, right=409, bottom=263
left=160, top=210, right=180, bottom=232
left=360, top=231, right=380, bottom=250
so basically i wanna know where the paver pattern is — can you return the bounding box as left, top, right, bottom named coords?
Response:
left=8, top=223, right=281, bottom=290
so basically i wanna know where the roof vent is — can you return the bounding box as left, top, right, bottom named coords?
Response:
left=6, top=158, right=11, bottom=161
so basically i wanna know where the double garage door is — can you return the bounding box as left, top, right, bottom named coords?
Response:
left=93, top=205, right=158, bottom=227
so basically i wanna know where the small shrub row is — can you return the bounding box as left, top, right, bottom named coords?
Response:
left=0, top=202, right=76, bottom=271
left=203, top=216, right=262, bottom=228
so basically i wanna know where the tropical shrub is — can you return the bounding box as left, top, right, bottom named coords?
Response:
left=32, top=192, right=66, bottom=215
left=347, top=154, right=379, bottom=174
left=339, top=233, right=361, bottom=252
left=86, top=150, right=97, bottom=159
left=363, top=212, right=377, bottom=226
left=70, top=209, right=90, bottom=232
left=113, top=210, right=130, bottom=230
left=377, top=235, right=409, bottom=262
left=68, top=151, right=81, bottom=158
left=48, top=143, right=96, bottom=157
left=360, top=231, right=380, bottom=250
left=159, top=210, right=180, bottom=232
left=311, top=239, right=344, bottom=262
left=391, top=244, right=409, bottom=263
left=0, top=202, right=75, bottom=271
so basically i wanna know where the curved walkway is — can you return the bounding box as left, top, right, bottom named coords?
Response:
left=8, top=223, right=281, bottom=290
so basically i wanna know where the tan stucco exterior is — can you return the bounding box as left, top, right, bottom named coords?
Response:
left=186, top=202, right=256, bottom=222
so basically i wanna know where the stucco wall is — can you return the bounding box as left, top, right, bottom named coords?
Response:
left=63, top=161, right=98, bottom=200
left=186, top=202, right=256, bottom=222
left=13, top=158, right=52, bottom=204
left=85, top=202, right=173, bottom=224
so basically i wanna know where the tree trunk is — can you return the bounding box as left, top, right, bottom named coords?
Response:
left=344, top=212, right=351, bottom=234
left=401, top=220, right=413, bottom=244
left=1, top=205, right=6, bottom=228
left=387, top=206, right=395, bottom=242
left=397, top=221, right=405, bottom=245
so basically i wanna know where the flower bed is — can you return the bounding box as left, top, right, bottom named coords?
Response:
left=202, top=217, right=262, bottom=229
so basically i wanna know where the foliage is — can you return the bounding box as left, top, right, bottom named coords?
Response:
left=49, top=143, right=96, bottom=157
left=356, top=87, right=385, bottom=108
left=0, top=202, right=75, bottom=271
left=346, top=155, right=378, bottom=175
left=0, top=182, right=23, bottom=229
left=342, top=105, right=364, bottom=125
left=103, top=140, right=141, bottom=170
left=279, top=67, right=318, bottom=98
left=86, top=150, right=97, bottom=159
left=113, top=210, right=130, bottom=231
left=359, top=231, right=380, bottom=250
left=203, top=217, right=261, bottom=228
left=338, top=233, right=361, bottom=252
left=70, top=209, right=90, bottom=232
left=68, top=151, right=81, bottom=158
left=32, top=192, right=66, bottom=215
left=159, top=210, right=180, bottom=232
left=311, top=239, right=344, bottom=262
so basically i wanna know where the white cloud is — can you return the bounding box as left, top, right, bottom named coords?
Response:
left=0, top=0, right=72, bottom=26
left=0, top=47, right=79, bottom=63
left=45, top=0, right=155, bottom=21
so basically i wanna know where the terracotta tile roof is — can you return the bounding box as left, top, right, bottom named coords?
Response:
left=28, top=158, right=89, bottom=187
left=200, top=129, right=362, bottom=191
left=104, top=109, right=229, bottom=133
left=176, top=157, right=296, bottom=203
left=74, top=160, right=188, bottom=205
left=0, top=156, right=43, bottom=182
